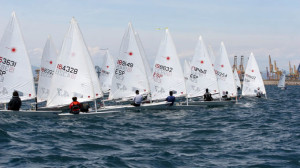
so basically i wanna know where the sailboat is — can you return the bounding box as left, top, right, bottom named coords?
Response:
left=277, top=72, right=286, bottom=90
left=182, top=36, right=235, bottom=106
left=186, top=36, right=219, bottom=98
left=97, top=23, right=177, bottom=111
left=0, top=12, right=36, bottom=110
left=108, top=22, right=150, bottom=101
left=150, top=29, right=186, bottom=101
left=47, top=17, right=103, bottom=111
left=37, top=36, right=58, bottom=103
left=99, top=50, right=115, bottom=94
left=233, top=68, right=242, bottom=90
left=214, top=42, right=237, bottom=99
left=242, top=53, right=266, bottom=97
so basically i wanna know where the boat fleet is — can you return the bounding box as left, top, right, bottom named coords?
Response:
left=0, top=12, right=268, bottom=116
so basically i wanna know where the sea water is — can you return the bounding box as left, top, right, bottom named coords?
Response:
left=0, top=85, right=299, bottom=167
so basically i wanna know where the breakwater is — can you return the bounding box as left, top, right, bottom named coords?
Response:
left=263, top=80, right=300, bottom=85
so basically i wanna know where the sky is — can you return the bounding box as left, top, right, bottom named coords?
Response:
left=0, top=0, right=299, bottom=72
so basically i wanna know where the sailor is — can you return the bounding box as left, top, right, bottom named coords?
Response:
left=131, top=90, right=143, bottom=107
left=256, top=87, right=262, bottom=98
left=69, top=97, right=82, bottom=114
left=203, top=88, right=213, bottom=101
left=8, top=91, right=22, bottom=111
left=222, top=91, right=231, bottom=100
left=165, top=91, right=175, bottom=106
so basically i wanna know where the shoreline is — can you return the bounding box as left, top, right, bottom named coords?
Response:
left=263, top=80, right=300, bottom=86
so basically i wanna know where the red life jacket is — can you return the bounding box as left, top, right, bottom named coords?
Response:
left=70, top=101, right=81, bottom=112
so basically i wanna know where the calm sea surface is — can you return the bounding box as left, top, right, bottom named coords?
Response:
left=0, top=85, right=299, bottom=167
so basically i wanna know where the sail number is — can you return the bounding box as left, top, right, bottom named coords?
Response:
left=115, top=69, right=125, bottom=75
left=57, top=64, right=78, bottom=74
left=192, top=66, right=207, bottom=74
left=244, top=74, right=256, bottom=82
left=114, top=59, right=134, bottom=80
left=0, top=70, right=6, bottom=76
left=117, top=60, right=133, bottom=67
left=101, top=69, right=109, bottom=75
left=0, top=57, right=17, bottom=67
left=245, top=74, right=256, bottom=80
left=155, top=64, right=173, bottom=72
left=215, top=70, right=227, bottom=78
left=41, top=67, right=54, bottom=75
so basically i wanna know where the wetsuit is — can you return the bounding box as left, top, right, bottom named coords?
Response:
left=166, top=96, right=175, bottom=106
left=203, top=92, right=213, bottom=101
left=8, top=96, right=22, bottom=111
left=256, top=91, right=262, bottom=98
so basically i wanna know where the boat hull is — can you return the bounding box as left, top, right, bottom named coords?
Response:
left=181, top=100, right=236, bottom=106
left=0, top=110, right=61, bottom=116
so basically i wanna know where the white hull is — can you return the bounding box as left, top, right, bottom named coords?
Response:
left=181, top=100, right=236, bottom=106
left=0, top=110, right=61, bottom=116
left=58, top=102, right=203, bottom=116
left=59, top=110, right=119, bottom=116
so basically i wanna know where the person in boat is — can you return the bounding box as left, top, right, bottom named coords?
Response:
left=8, top=91, right=22, bottom=111
left=69, top=97, right=82, bottom=114
left=165, top=91, right=175, bottom=106
left=222, top=91, right=231, bottom=101
left=256, top=87, right=263, bottom=98
left=203, top=88, right=213, bottom=101
left=131, top=90, right=143, bottom=107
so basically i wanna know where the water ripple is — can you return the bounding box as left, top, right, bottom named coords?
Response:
left=0, top=85, right=300, bottom=167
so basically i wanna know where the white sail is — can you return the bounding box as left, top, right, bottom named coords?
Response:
left=135, top=31, right=153, bottom=93
left=186, top=36, right=219, bottom=98
left=151, top=29, right=186, bottom=100
left=207, top=45, right=216, bottom=66
left=242, top=53, right=266, bottom=96
left=47, top=18, right=102, bottom=107
left=100, top=50, right=115, bottom=93
left=214, top=42, right=237, bottom=97
left=0, top=12, right=36, bottom=103
left=37, top=36, right=58, bottom=102
left=183, top=59, right=191, bottom=81
left=233, top=68, right=241, bottom=89
left=108, top=23, right=149, bottom=100
left=278, top=73, right=286, bottom=88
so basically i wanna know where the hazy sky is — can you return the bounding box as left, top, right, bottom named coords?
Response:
left=0, top=0, right=299, bottom=71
